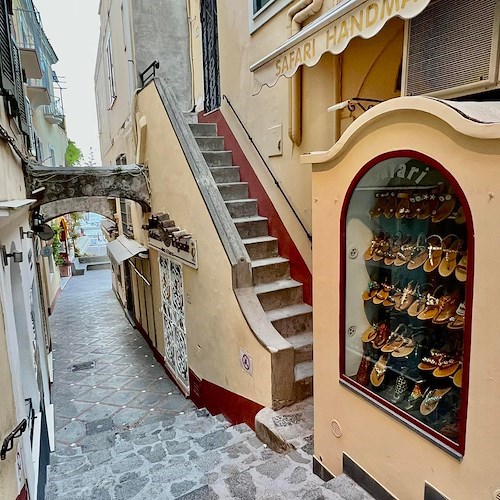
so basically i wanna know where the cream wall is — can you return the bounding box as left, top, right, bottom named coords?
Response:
left=31, top=107, right=68, bottom=168
left=40, top=245, right=60, bottom=314
left=0, top=297, right=20, bottom=500
left=137, top=82, right=273, bottom=406
left=188, top=2, right=404, bottom=272
left=312, top=106, right=500, bottom=500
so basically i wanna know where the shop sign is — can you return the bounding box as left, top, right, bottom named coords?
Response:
left=251, top=0, right=430, bottom=92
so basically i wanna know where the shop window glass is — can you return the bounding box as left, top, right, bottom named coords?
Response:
left=342, top=155, right=471, bottom=454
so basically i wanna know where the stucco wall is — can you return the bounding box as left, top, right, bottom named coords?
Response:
left=137, top=82, right=273, bottom=406
left=312, top=105, right=500, bottom=500
left=187, top=2, right=403, bottom=273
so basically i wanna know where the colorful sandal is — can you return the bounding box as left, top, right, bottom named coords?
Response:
left=372, top=322, right=390, bottom=349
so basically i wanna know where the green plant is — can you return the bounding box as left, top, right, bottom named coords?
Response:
left=65, top=139, right=83, bottom=167
left=51, top=224, right=66, bottom=266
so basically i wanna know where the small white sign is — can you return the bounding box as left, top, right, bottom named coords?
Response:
left=239, top=348, right=253, bottom=376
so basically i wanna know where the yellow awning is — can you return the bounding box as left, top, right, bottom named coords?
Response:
left=249, top=0, right=430, bottom=94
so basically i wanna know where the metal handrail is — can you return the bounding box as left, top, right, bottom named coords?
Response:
left=1, top=419, right=27, bottom=460
left=222, top=95, right=312, bottom=242
left=140, top=61, right=160, bottom=88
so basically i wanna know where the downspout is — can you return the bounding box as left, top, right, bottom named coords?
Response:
left=332, top=54, right=342, bottom=142
left=287, top=0, right=323, bottom=146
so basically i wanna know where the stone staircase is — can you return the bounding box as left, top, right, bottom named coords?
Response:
left=45, top=408, right=372, bottom=499
left=189, top=122, right=313, bottom=401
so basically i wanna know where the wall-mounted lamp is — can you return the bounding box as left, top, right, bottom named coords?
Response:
left=1, top=246, right=23, bottom=266
left=19, top=227, right=34, bottom=239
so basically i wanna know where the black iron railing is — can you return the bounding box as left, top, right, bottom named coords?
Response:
left=1, top=419, right=27, bottom=460
left=222, top=95, right=312, bottom=242
left=139, top=60, right=160, bottom=88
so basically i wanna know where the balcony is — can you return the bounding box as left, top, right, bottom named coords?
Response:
left=18, top=43, right=42, bottom=80
left=43, top=97, right=64, bottom=125
left=26, top=78, right=50, bottom=108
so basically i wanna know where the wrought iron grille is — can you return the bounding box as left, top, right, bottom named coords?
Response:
left=200, top=0, right=221, bottom=112
left=159, top=255, right=189, bottom=392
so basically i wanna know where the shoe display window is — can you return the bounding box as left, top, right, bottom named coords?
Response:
left=341, top=152, right=472, bottom=457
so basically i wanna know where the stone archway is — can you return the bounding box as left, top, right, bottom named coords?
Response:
left=41, top=197, right=116, bottom=222
left=25, top=164, right=151, bottom=212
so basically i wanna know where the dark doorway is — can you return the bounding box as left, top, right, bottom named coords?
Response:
left=200, top=0, right=221, bottom=112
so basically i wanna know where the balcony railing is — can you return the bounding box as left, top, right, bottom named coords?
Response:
left=43, top=96, right=64, bottom=124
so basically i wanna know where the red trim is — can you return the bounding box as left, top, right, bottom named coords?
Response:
left=198, top=110, right=312, bottom=304
left=189, top=369, right=263, bottom=430
left=48, top=286, right=61, bottom=316
left=338, top=150, right=474, bottom=457
left=16, top=485, right=28, bottom=500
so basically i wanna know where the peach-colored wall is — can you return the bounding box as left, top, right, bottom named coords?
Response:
left=136, top=82, right=273, bottom=405
left=311, top=103, right=500, bottom=500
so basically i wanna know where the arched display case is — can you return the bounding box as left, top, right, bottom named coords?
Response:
left=340, top=151, right=473, bottom=456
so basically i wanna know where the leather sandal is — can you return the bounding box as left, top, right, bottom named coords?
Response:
left=404, top=382, right=426, bottom=410
left=396, top=281, right=418, bottom=311
left=407, top=284, right=433, bottom=317
left=384, top=191, right=398, bottom=218
left=448, top=302, right=465, bottom=330
left=372, top=283, right=394, bottom=305
left=361, top=324, right=378, bottom=343
left=364, top=232, right=386, bottom=261
left=423, top=234, right=444, bottom=273
left=417, top=192, right=439, bottom=220
left=362, top=281, right=380, bottom=301
left=418, top=349, right=446, bottom=370
left=455, top=253, right=467, bottom=282
left=417, top=286, right=446, bottom=321
left=371, top=322, right=390, bottom=349
left=405, top=193, right=421, bottom=219
left=432, top=291, right=461, bottom=325
left=370, top=354, right=389, bottom=386
left=438, top=235, right=463, bottom=278
left=396, top=193, right=410, bottom=219
left=384, top=232, right=410, bottom=266
left=453, top=365, right=462, bottom=388
left=433, top=355, right=460, bottom=378
left=370, top=192, right=388, bottom=218
left=406, top=234, right=428, bottom=270
left=392, top=335, right=417, bottom=358
left=454, top=205, right=466, bottom=224
left=420, top=387, right=452, bottom=416
left=381, top=324, right=406, bottom=353
left=432, top=193, right=456, bottom=222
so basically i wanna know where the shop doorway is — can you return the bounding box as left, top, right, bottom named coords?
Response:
left=200, top=0, right=221, bottom=112
left=159, top=255, right=189, bottom=393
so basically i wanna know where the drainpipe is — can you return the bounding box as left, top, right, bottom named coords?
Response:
left=287, top=0, right=323, bottom=146
left=332, top=54, right=342, bottom=142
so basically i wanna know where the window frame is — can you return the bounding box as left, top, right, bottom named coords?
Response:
left=105, top=31, right=116, bottom=108
left=248, top=0, right=294, bottom=34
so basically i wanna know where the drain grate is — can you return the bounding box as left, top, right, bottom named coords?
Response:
left=70, top=360, right=96, bottom=372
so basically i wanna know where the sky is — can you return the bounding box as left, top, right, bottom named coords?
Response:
left=34, top=0, right=101, bottom=163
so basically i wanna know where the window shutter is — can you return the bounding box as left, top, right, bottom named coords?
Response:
left=11, top=39, right=28, bottom=134
left=0, top=0, right=14, bottom=92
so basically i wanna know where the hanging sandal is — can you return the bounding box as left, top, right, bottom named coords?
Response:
left=407, top=284, right=433, bottom=317
left=432, top=192, right=456, bottom=222
left=396, top=281, right=418, bottom=311
left=362, top=281, right=380, bottom=301
left=455, top=253, right=468, bottom=282
left=417, top=192, right=439, bottom=220
left=420, top=387, right=452, bottom=416
left=405, top=193, right=421, bottom=219
left=383, top=192, right=398, bottom=218
left=423, top=234, right=444, bottom=273
left=381, top=324, right=407, bottom=353
left=448, top=302, right=465, bottom=330
left=433, top=355, right=460, bottom=378
left=432, top=291, right=461, bottom=325
left=370, top=354, right=389, bottom=387
left=417, top=286, right=446, bottom=321
left=406, top=234, right=428, bottom=270
left=438, top=236, right=463, bottom=278
left=369, top=192, right=388, bottom=218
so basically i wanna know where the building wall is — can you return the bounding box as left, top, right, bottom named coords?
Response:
left=31, top=108, right=67, bottom=167
left=187, top=2, right=403, bottom=272
left=312, top=103, right=500, bottom=500
left=136, top=82, right=273, bottom=406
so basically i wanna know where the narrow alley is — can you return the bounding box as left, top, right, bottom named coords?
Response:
left=45, top=270, right=371, bottom=499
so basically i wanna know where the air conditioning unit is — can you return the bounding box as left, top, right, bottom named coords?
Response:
left=402, top=0, right=500, bottom=98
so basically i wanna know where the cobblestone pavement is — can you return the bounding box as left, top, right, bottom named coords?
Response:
left=46, top=270, right=372, bottom=499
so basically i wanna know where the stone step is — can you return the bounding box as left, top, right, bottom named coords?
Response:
left=251, top=257, right=290, bottom=285
left=242, top=235, right=278, bottom=260
left=46, top=422, right=256, bottom=499
left=210, top=166, right=241, bottom=183
left=50, top=409, right=227, bottom=467
left=254, top=279, right=303, bottom=311
left=183, top=112, right=198, bottom=124
left=194, top=136, right=225, bottom=151
left=218, top=181, right=249, bottom=201
left=288, top=331, right=313, bottom=364
left=266, top=303, right=313, bottom=337
left=233, top=216, right=269, bottom=239
left=202, top=150, right=232, bottom=167
left=294, top=361, right=314, bottom=400
left=189, top=122, right=217, bottom=136
left=225, top=198, right=258, bottom=218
